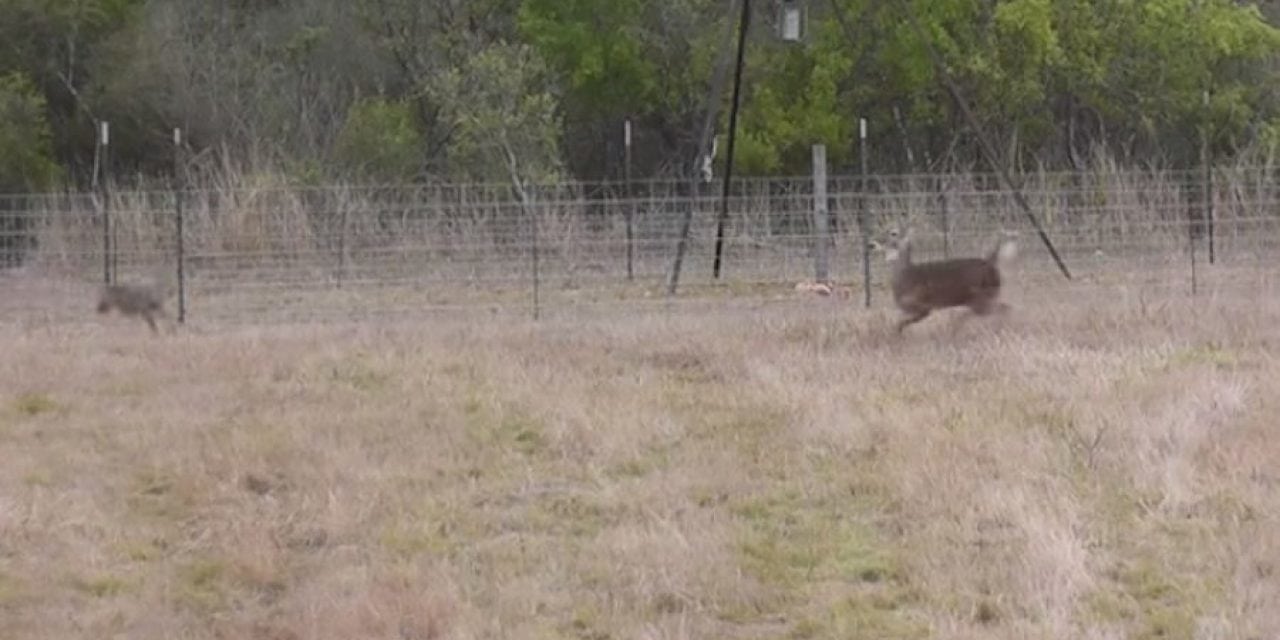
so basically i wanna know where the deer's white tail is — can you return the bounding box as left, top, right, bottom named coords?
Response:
left=994, top=239, right=1018, bottom=266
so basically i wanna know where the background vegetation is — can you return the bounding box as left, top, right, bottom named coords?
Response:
left=3, top=0, right=1280, bottom=192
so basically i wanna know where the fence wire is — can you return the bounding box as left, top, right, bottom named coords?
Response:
left=1, top=168, right=1277, bottom=326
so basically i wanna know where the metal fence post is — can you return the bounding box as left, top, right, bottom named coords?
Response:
left=858, top=118, right=871, bottom=308
left=624, top=118, right=635, bottom=281
left=811, top=144, right=829, bottom=283
left=173, top=128, right=187, bottom=323
left=1203, top=90, right=1216, bottom=264
left=99, top=121, right=113, bottom=284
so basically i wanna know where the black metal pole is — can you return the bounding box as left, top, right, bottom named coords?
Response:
left=174, top=128, right=187, bottom=323
left=668, top=0, right=739, bottom=296
left=711, top=0, right=751, bottom=279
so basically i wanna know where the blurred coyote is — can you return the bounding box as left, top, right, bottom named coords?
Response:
left=96, top=283, right=168, bottom=334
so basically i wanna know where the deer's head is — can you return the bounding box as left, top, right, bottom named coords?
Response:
left=869, top=228, right=912, bottom=264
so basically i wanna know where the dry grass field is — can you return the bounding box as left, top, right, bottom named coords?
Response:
left=1, top=284, right=1278, bottom=639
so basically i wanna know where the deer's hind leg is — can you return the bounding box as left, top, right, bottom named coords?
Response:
left=895, top=308, right=931, bottom=334
left=966, top=290, right=1005, bottom=316
left=142, top=311, right=159, bottom=334
left=960, top=293, right=1011, bottom=336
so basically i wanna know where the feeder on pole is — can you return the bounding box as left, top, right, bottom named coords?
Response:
left=779, top=0, right=806, bottom=42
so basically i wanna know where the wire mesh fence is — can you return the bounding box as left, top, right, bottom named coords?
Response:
left=1, top=167, right=1277, bottom=326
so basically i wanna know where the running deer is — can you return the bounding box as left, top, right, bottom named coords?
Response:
left=872, top=228, right=1018, bottom=334
left=96, top=283, right=168, bottom=334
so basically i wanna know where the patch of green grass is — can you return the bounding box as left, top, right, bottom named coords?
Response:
left=462, top=392, right=484, bottom=417
left=328, top=353, right=392, bottom=392
left=607, top=456, right=655, bottom=479
left=71, top=574, right=133, bottom=598
left=789, top=591, right=930, bottom=639
left=735, top=492, right=900, bottom=588
left=641, top=348, right=722, bottom=385
left=380, top=521, right=454, bottom=558
left=99, top=380, right=149, bottom=397
left=662, top=386, right=788, bottom=464
left=1084, top=558, right=1222, bottom=640
left=0, top=572, right=23, bottom=605
left=606, top=440, right=677, bottom=480
left=728, top=485, right=921, bottom=637
left=116, top=537, right=170, bottom=562
left=21, top=470, right=54, bottom=487
left=505, top=418, right=548, bottom=456
left=1165, top=343, right=1239, bottom=370
left=176, top=558, right=228, bottom=612
left=464, top=397, right=549, bottom=457
left=127, top=469, right=194, bottom=521
left=380, top=500, right=493, bottom=558
left=562, top=604, right=612, bottom=640
left=529, top=493, right=621, bottom=538
left=12, top=392, right=61, bottom=416
left=689, top=485, right=731, bottom=509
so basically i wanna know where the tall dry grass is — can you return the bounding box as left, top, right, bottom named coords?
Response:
left=1, top=284, right=1277, bottom=639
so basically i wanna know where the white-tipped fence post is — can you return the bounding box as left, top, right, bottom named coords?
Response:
left=98, top=121, right=113, bottom=284
left=858, top=118, right=871, bottom=308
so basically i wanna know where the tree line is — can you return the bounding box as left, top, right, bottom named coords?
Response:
left=2, top=0, right=1280, bottom=194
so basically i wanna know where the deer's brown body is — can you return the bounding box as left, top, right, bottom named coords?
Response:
left=878, top=230, right=1017, bottom=334
left=97, top=284, right=166, bottom=333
